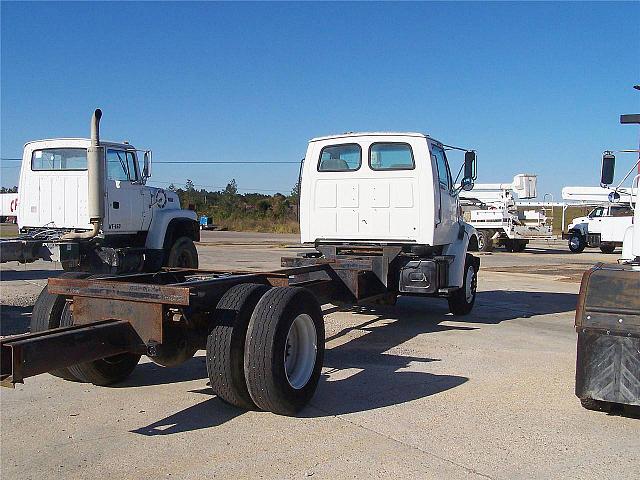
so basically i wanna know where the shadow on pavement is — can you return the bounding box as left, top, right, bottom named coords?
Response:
left=0, top=305, right=32, bottom=335
left=130, top=393, right=244, bottom=436
left=0, top=269, right=60, bottom=281
left=116, top=356, right=209, bottom=388
left=108, top=290, right=577, bottom=434
left=471, top=290, right=578, bottom=323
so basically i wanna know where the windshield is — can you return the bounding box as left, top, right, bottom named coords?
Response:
left=31, top=148, right=87, bottom=170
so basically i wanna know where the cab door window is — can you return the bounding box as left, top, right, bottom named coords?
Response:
left=589, top=207, right=604, bottom=218
left=107, top=149, right=138, bottom=181
left=431, top=144, right=452, bottom=190
left=126, top=151, right=139, bottom=181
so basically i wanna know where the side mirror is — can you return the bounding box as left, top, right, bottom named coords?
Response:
left=461, top=178, right=474, bottom=191
left=462, top=151, right=477, bottom=189
left=143, top=150, right=152, bottom=179
left=608, top=191, right=621, bottom=203
left=600, top=152, right=615, bottom=186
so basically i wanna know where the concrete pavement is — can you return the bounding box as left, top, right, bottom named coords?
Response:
left=0, top=235, right=637, bottom=479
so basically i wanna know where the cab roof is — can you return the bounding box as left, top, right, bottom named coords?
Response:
left=24, top=138, right=136, bottom=149
left=309, top=132, right=432, bottom=143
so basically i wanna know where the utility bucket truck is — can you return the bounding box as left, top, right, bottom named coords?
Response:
left=575, top=111, right=640, bottom=413
left=460, top=174, right=553, bottom=252
left=0, top=132, right=479, bottom=416
left=0, top=109, right=200, bottom=273
left=562, top=185, right=633, bottom=253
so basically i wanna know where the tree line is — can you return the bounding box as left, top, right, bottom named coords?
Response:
left=168, top=179, right=301, bottom=233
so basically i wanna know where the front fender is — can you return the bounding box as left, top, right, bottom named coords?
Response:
left=442, top=222, right=477, bottom=288
left=621, top=225, right=634, bottom=261
left=568, top=222, right=588, bottom=236
left=145, top=209, right=197, bottom=249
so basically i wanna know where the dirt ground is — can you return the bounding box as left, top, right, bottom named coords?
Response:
left=0, top=236, right=637, bottom=479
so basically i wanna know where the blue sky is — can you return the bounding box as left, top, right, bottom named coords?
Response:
left=1, top=1, right=639, bottom=198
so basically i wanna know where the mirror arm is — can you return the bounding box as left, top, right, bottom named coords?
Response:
left=611, top=157, right=640, bottom=192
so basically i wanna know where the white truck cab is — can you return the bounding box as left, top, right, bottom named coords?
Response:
left=565, top=203, right=633, bottom=253
left=3, top=110, right=199, bottom=273
left=297, top=132, right=480, bottom=314
left=300, top=132, right=465, bottom=247
left=19, top=138, right=182, bottom=234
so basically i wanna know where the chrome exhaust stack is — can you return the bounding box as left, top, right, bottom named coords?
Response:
left=62, top=109, right=104, bottom=240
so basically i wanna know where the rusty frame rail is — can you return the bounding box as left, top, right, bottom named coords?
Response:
left=0, top=261, right=391, bottom=387
left=0, top=320, right=144, bottom=387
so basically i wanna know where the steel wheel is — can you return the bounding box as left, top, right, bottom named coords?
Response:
left=284, top=314, right=318, bottom=389
left=464, top=265, right=477, bottom=304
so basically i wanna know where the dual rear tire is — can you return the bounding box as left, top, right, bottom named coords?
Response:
left=206, top=285, right=325, bottom=415
left=599, top=243, right=616, bottom=254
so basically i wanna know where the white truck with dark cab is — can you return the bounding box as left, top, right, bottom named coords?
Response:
left=1, top=109, right=199, bottom=272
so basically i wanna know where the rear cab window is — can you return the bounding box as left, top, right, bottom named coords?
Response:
left=31, top=148, right=87, bottom=170
left=318, top=144, right=361, bottom=171
left=369, top=143, right=415, bottom=170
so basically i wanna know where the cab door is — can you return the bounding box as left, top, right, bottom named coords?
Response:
left=105, top=149, right=145, bottom=234
left=587, top=206, right=605, bottom=234
left=430, top=143, right=458, bottom=244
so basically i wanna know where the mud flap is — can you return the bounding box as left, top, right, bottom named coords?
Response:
left=575, top=331, right=640, bottom=406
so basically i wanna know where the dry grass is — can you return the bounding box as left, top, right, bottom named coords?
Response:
left=0, top=223, right=19, bottom=238
left=218, top=217, right=300, bottom=234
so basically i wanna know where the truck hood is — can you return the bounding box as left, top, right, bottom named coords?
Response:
left=568, top=217, right=588, bottom=229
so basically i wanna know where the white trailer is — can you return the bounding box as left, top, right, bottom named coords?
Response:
left=0, top=192, right=19, bottom=223
left=460, top=174, right=553, bottom=252
left=0, top=109, right=199, bottom=272
left=561, top=186, right=633, bottom=253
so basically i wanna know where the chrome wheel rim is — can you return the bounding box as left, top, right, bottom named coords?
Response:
left=465, top=266, right=477, bottom=303
left=570, top=236, right=580, bottom=249
left=284, top=314, right=317, bottom=389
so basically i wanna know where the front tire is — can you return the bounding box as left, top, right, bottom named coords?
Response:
left=477, top=230, right=494, bottom=252
left=244, top=287, right=324, bottom=415
left=568, top=232, right=586, bottom=253
left=448, top=254, right=478, bottom=316
left=166, top=236, right=198, bottom=268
